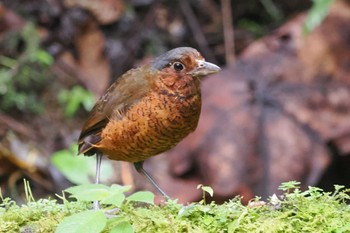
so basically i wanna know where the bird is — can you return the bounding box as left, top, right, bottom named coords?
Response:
left=77, top=47, right=221, bottom=199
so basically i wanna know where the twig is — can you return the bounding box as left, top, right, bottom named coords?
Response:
left=179, top=0, right=217, bottom=63
left=0, top=112, right=38, bottom=140
left=54, top=58, right=101, bottom=96
left=221, top=0, right=235, bottom=65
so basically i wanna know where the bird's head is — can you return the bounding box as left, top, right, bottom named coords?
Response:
left=151, top=47, right=221, bottom=80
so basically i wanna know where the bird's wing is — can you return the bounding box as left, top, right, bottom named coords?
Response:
left=78, top=66, right=155, bottom=155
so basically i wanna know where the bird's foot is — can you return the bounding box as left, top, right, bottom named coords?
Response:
left=92, top=201, right=120, bottom=217
left=104, top=208, right=120, bottom=218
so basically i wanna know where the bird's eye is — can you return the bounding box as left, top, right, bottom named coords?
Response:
left=173, top=62, right=184, bottom=71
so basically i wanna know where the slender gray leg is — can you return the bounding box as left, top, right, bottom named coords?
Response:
left=93, top=152, right=103, bottom=210
left=134, top=161, right=169, bottom=198
left=95, top=152, right=102, bottom=184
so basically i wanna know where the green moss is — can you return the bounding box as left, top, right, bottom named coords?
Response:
left=0, top=197, right=89, bottom=233
left=1, top=183, right=350, bottom=233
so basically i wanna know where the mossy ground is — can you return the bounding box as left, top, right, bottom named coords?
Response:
left=1, top=182, right=350, bottom=233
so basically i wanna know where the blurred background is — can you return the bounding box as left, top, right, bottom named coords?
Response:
left=1, top=0, right=350, bottom=204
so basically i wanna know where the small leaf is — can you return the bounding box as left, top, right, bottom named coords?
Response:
left=110, top=221, right=133, bottom=233
left=178, top=204, right=197, bottom=217
left=126, top=191, right=155, bottom=204
left=55, top=210, right=107, bottom=233
left=202, top=186, right=214, bottom=197
left=51, top=145, right=114, bottom=185
left=111, top=184, right=132, bottom=193
left=57, top=86, right=94, bottom=117
left=51, top=146, right=91, bottom=184
left=197, top=185, right=214, bottom=197
left=65, top=184, right=109, bottom=194
left=0, top=55, right=17, bottom=68
left=278, top=181, right=301, bottom=191
left=65, top=184, right=111, bottom=202
left=101, top=192, right=125, bottom=207
left=34, top=50, right=54, bottom=65
left=304, top=0, right=334, bottom=33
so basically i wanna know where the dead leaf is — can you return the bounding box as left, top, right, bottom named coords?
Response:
left=64, top=0, right=124, bottom=25
left=58, top=20, right=111, bottom=96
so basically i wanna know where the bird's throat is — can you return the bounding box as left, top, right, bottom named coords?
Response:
left=157, top=72, right=201, bottom=100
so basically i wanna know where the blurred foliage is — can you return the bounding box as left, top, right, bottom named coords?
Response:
left=237, top=19, right=266, bottom=37
left=0, top=22, right=53, bottom=114
left=240, top=0, right=335, bottom=37
left=259, top=0, right=283, bottom=22
left=304, top=0, right=335, bottom=33
left=0, top=20, right=94, bottom=118
left=57, top=86, right=95, bottom=118
left=51, top=145, right=114, bottom=185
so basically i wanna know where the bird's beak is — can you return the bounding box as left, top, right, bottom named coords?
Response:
left=188, top=59, right=221, bottom=77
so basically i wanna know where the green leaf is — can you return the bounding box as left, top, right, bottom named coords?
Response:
left=65, top=184, right=111, bottom=202
left=101, top=192, right=125, bottom=207
left=336, top=223, right=350, bottom=233
left=51, top=145, right=114, bottom=185
left=0, top=55, right=17, bottom=68
left=202, top=186, right=214, bottom=197
left=51, top=146, right=91, bottom=184
left=126, top=191, right=155, bottom=204
left=110, top=221, right=133, bottom=233
left=55, top=210, right=107, bottom=233
left=197, top=184, right=214, bottom=197
left=111, top=184, right=132, bottom=193
left=57, top=86, right=95, bottom=117
left=34, top=50, right=54, bottom=65
left=65, top=184, right=110, bottom=194
left=21, top=22, right=40, bottom=56
left=178, top=204, right=197, bottom=217
left=278, top=181, right=301, bottom=191
left=0, top=70, right=11, bottom=95
left=304, top=0, right=335, bottom=33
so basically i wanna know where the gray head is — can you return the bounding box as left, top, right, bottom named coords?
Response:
left=151, top=47, right=221, bottom=77
left=151, top=47, right=201, bottom=70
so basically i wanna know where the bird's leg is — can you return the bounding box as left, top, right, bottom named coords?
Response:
left=93, top=152, right=103, bottom=210
left=95, top=152, right=102, bottom=184
left=94, top=153, right=120, bottom=216
left=134, top=161, right=169, bottom=198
